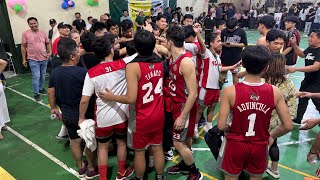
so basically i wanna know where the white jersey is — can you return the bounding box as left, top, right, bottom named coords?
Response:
left=82, top=54, right=137, bottom=128
left=199, top=49, right=221, bottom=89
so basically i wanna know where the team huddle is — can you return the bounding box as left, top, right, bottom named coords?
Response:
left=47, top=16, right=301, bottom=180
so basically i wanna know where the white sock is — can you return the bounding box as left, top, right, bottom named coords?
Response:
left=148, top=156, right=154, bottom=168
left=206, top=122, right=212, bottom=128
left=58, top=124, right=68, bottom=136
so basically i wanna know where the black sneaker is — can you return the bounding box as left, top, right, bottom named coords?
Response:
left=292, top=118, right=301, bottom=125
left=167, top=161, right=189, bottom=175
left=39, top=89, right=47, bottom=95
left=187, top=170, right=203, bottom=180
left=34, top=93, right=41, bottom=102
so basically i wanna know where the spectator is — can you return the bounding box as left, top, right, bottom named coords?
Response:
left=48, top=19, right=57, bottom=43
left=299, top=7, right=308, bottom=31
left=197, top=12, right=206, bottom=26
left=120, top=10, right=132, bottom=22
left=204, top=13, right=216, bottom=45
left=284, top=16, right=301, bottom=66
left=215, top=4, right=223, bottom=27
left=190, top=7, right=194, bottom=16
left=305, top=7, right=315, bottom=35
left=225, top=5, right=235, bottom=20
left=310, top=3, right=320, bottom=36
left=150, top=8, right=157, bottom=23
left=156, top=14, right=168, bottom=34
left=86, top=16, right=93, bottom=31
left=135, top=11, right=145, bottom=31
left=242, top=10, right=249, bottom=29
left=183, top=14, right=194, bottom=26
left=106, top=19, right=119, bottom=37
left=72, top=12, right=86, bottom=35
left=100, top=14, right=108, bottom=23
left=184, top=6, right=191, bottom=15
left=52, top=22, right=72, bottom=56
left=164, top=7, right=173, bottom=23
left=176, top=7, right=183, bottom=23
left=119, top=19, right=133, bottom=48
left=91, top=22, right=108, bottom=37
left=249, top=5, right=258, bottom=29
left=21, top=17, right=51, bottom=101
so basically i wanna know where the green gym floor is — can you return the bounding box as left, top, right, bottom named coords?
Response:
left=1, top=30, right=320, bottom=180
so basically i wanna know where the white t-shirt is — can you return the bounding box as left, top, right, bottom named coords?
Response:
left=199, top=49, right=221, bottom=89
left=82, top=54, right=137, bottom=128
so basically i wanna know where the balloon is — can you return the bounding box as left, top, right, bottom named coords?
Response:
left=61, top=2, right=68, bottom=9
left=93, top=1, right=98, bottom=6
left=21, top=5, right=27, bottom=14
left=87, top=0, right=94, bottom=6
left=93, top=0, right=98, bottom=2
left=13, top=4, right=23, bottom=13
left=68, top=1, right=75, bottom=7
left=7, top=0, right=15, bottom=9
left=15, top=0, right=26, bottom=5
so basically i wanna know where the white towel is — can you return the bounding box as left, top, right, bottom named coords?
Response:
left=77, top=119, right=97, bottom=152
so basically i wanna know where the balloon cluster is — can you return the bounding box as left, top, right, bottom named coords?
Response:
left=7, top=0, right=27, bottom=14
left=87, top=0, right=99, bottom=7
left=61, top=0, right=75, bottom=10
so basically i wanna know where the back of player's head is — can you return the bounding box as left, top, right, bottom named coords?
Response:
left=58, top=37, right=78, bottom=63
left=184, top=25, right=196, bottom=39
left=257, top=15, right=275, bottom=29
left=81, top=32, right=96, bottom=52
left=90, top=22, right=107, bottom=33
left=226, top=17, right=238, bottom=30
left=241, top=45, right=272, bottom=75
left=134, top=30, right=156, bottom=56
left=126, top=40, right=137, bottom=56
left=285, top=15, right=299, bottom=26
left=266, top=29, right=286, bottom=42
left=92, top=34, right=112, bottom=59
left=166, top=25, right=185, bottom=48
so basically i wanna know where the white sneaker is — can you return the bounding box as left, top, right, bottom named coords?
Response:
left=266, top=164, right=280, bottom=179
left=164, top=149, right=174, bottom=160
left=204, top=124, right=213, bottom=133
left=194, top=127, right=199, bottom=139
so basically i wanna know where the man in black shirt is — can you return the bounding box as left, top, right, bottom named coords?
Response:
left=287, top=30, right=320, bottom=125
left=48, top=37, right=98, bottom=178
left=204, top=13, right=215, bottom=45
left=221, top=17, right=247, bottom=84
left=72, top=12, right=86, bottom=35
left=48, top=19, right=56, bottom=43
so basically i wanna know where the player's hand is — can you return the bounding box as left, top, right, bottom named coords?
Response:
left=307, top=150, right=319, bottom=165
left=286, top=67, right=296, bottom=74
left=300, top=119, right=320, bottom=130
left=268, top=136, right=275, bottom=149
left=174, top=116, right=187, bottom=130
left=98, top=88, right=114, bottom=102
left=22, top=60, right=28, bottom=68
left=290, top=35, right=297, bottom=46
left=51, top=108, right=62, bottom=120
left=193, top=23, right=202, bottom=34
left=78, top=117, right=86, bottom=126
left=142, top=21, right=153, bottom=32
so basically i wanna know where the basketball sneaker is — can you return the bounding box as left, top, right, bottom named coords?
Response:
left=116, top=165, right=134, bottom=180
left=164, top=149, right=174, bottom=160
left=167, top=161, right=189, bottom=175
left=266, top=164, right=280, bottom=179
left=187, top=170, right=203, bottom=180
left=34, top=93, right=41, bottom=102
left=85, top=168, right=99, bottom=179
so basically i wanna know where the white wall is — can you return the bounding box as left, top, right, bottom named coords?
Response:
left=7, top=0, right=110, bottom=44
left=177, top=0, right=208, bottom=18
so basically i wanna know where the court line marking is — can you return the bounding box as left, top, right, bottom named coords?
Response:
left=6, top=87, right=81, bottom=179
left=0, top=166, right=16, bottom=180
left=5, top=82, right=24, bottom=88
left=278, top=138, right=315, bottom=146
left=172, top=155, right=218, bottom=180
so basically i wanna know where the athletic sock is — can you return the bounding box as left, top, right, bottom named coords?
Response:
left=118, top=160, right=126, bottom=175
left=58, top=124, right=68, bottom=136
left=148, top=156, right=154, bottom=168
left=98, top=165, right=108, bottom=180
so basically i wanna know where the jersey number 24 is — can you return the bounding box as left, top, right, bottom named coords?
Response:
left=142, top=78, right=163, bottom=104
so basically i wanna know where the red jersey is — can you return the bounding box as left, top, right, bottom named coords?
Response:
left=227, top=82, right=275, bottom=142
left=135, top=62, right=164, bottom=133
left=52, top=37, right=61, bottom=56
left=169, top=52, right=193, bottom=103
left=193, top=42, right=203, bottom=81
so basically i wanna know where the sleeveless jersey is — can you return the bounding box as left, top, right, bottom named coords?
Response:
left=169, top=52, right=193, bottom=103
left=227, top=81, right=275, bottom=142
left=135, top=62, right=164, bottom=133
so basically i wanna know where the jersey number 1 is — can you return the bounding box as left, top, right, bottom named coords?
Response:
left=142, top=78, right=163, bottom=104
left=245, top=113, right=256, bottom=137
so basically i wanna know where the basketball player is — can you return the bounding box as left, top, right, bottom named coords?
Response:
left=98, top=30, right=166, bottom=180
left=79, top=35, right=136, bottom=180
left=256, top=15, right=276, bottom=46
left=165, top=25, right=202, bottom=180
left=217, top=45, right=293, bottom=180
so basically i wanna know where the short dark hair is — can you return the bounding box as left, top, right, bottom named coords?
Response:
left=75, top=12, right=81, bottom=16
left=151, top=22, right=159, bottom=31
left=183, top=14, right=194, bottom=21
left=81, top=32, right=96, bottom=52
left=218, top=20, right=226, bottom=26
left=134, top=30, right=156, bottom=56
left=143, top=16, right=151, bottom=25
left=126, top=40, right=137, bottom=56
left=27, top=17, right=38, bottom=23
left=104, top=33, right=117, bottom=44
left=106, top=19, right=118, bottom=31
left=207, top=32, right=219, bottom=45
left=123, top=9, right=128, bottom=13
left=241, top=45, right=272, bottom=75
left=285, top=15, right=299, bottom=25
left=87, top=16, right=93, bottom=21
left=156, top=14, right=167, bottom=22
left=58, top=37, right=78, bottom=63
left=266, top=29, right=286, bottom=42
left=150, top=8, right=154, bottom=11
left=120, top=19, right=133, bottom=35
left=92, top=34, right=112, bottom=59
left=311, top=29, right=320, bottom=38
left=184, top=25, right=196, bottom=39
left=226, top=17, right=238, bottom=29
left=166, top=25, right=185, bottom=48
left=257, top=15, right=275, bottom=29
left=90, top=22, right=107, bottom=33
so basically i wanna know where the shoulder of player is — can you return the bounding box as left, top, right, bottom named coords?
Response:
left=272, top=85, right=283, bottom=99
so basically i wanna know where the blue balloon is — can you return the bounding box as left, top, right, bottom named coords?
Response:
left=64, top=0, right=69, bottom=2
left=69, top=1, right=75, bottom=7
left=61, top=2, right=68, bottom=9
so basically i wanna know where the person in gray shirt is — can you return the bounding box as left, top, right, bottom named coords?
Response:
left=120, top=10, right=132, bottom=22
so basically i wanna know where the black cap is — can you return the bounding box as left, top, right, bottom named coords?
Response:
left=49, top=19, right=56, bottom=24
left=57, top=22, right=72, bottom=30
